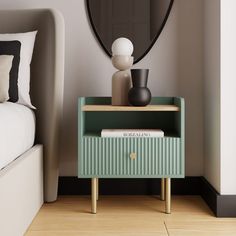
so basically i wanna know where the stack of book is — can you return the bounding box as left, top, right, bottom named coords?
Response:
left=101, top=129, right=164, bottom=138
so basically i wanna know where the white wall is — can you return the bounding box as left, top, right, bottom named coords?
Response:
left=220, top=0, right=236, bottom=194
left=203, top=0, right=221, bottom=192
left=0, top=0, right=204, bottom=177
left=178, top=0, right=204, bottom=177
left=204, top=0, right=236, bottom=195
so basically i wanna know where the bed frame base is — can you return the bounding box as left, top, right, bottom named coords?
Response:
left=0, top=145, right=43, bottom=236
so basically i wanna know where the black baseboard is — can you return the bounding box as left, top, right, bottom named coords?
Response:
left=200, top=178, right=236, bottom=217
left=200, top=177, right=218, bottom=216
left=58, top=176, right=236, bottom=217
left=58, top=177, right=202, bottom=195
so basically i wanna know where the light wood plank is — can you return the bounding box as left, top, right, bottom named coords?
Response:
left=26, top=232, right=167, bottom=236
left=167, top=232, right=236, bottom=236
left=27, top=214, right=166, bottom=233
left=26, top=196, right=236, bottom=236
left=82, top=105, right=180, bottom=112
left=166, top=220, right=236, bottom=236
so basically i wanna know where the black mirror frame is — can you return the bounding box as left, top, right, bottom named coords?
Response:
left=86, top=0, right=174, bottom=64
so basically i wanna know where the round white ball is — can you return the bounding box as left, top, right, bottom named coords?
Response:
left=111, top=37, right=134, bottom=56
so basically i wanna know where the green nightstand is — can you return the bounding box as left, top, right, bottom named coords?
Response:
left=78, top=97, right=185, bottom=214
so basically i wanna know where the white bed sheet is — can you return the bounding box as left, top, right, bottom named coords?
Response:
left=0, top=102, right=35, bottom=170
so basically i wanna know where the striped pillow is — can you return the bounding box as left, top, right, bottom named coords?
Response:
left=0, top=55, right=14, bottom=102
left=0, top=41, right=21, bottom=102
left=0, top=31, right=37, bottom=109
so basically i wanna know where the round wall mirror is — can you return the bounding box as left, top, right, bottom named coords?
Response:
left=87, top=0, right=174, bottom=63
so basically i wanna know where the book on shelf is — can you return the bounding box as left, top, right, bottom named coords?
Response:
left=101, top=129, right=164, bottom=138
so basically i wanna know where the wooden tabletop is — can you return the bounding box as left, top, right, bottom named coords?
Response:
left=82, top=105, right=180, bottom=112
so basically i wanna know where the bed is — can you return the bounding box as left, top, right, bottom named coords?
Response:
left=0, top=9, right=64, bottom=236
left=0, top=102, right=36, bottom=170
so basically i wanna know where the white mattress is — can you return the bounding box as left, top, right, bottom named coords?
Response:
left=0, top=102, right=35, bottom=170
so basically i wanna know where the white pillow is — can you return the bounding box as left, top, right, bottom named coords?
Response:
left=0, top=55, right=13, bottom=103
left=0, top=31, right=37, bottom=108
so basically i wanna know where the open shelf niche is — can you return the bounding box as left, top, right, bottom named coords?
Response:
left=79, top=97, right=184, bottom=138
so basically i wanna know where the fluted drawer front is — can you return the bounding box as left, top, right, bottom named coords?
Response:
left=79, top=137, right=183, bottom=177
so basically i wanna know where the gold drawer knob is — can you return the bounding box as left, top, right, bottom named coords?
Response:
left=130, top=152, right=136, bottom=160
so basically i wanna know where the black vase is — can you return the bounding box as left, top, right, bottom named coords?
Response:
left=128, top=69, right=151, bottom=106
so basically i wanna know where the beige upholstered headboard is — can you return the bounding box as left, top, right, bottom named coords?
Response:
left=0, top=9, right=65, bottom=202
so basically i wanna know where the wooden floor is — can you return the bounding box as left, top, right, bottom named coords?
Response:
left=26, top=196, right=236, bottom=236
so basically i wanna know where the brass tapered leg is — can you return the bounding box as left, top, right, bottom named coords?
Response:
left=165, top=178, right=171, bottom=214
left=96, top=178, right=99, bottom=201
left=91, top=178, right=97, bottom=214
left=161, top=178, right=165, bottom=201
